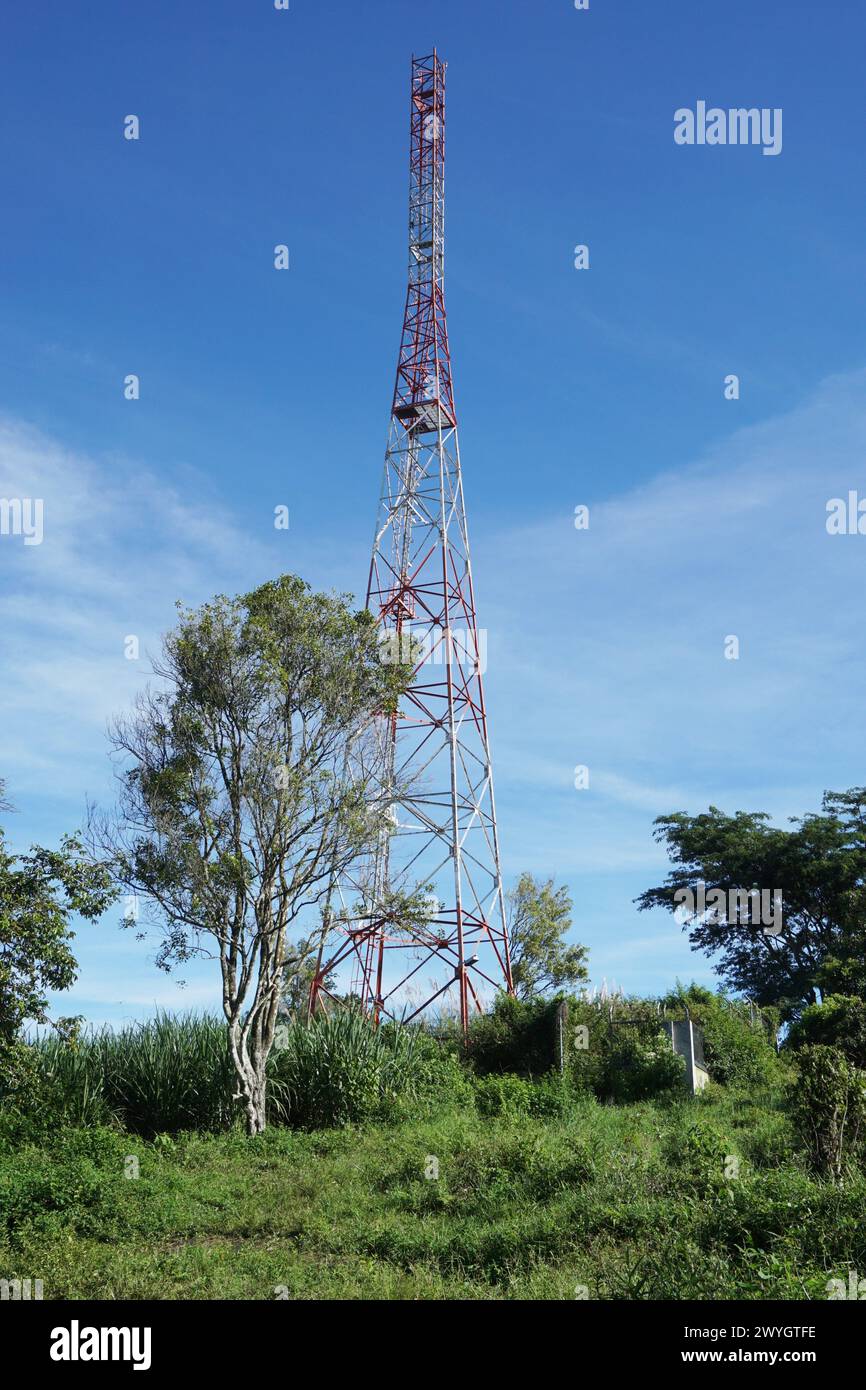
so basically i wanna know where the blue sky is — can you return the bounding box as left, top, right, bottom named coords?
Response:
left=3, top=0, right=866, bottom=1025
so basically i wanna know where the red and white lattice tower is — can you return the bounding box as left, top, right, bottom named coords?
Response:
left=310, top=52, right=512, bottom=1034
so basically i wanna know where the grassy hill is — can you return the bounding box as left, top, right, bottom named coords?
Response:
left=3, top=1080, right=864, bottom=1300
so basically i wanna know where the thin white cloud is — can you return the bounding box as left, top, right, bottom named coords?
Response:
left=6, top=367, right=866, bottom=1014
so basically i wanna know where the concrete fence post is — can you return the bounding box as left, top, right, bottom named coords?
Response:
left=555, top=1000, right=568, bottom=1074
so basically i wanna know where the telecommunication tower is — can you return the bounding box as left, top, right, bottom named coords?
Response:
left=309, top=52, right=512, bottom=1034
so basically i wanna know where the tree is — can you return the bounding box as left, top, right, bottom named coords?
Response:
left=786, top=995, right=866, bottom=1070
left=0, top=779, right=116, bottom=1097
left=636, top=789, right=866, bottom=1017
left=788, top=1044, right=866, bottom=1180
left=279, top=930, right=334, bottom=1020
left=90, top=575, right=413, bottom=1134
left=506, top=872, right=588, bottom=1000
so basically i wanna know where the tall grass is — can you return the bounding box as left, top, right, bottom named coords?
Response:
left=271, top=1011, right=423, bottom=1129
left=31, top=1010, right=425, bottom=1136
left=35, top=1012, right=236, bottom=1137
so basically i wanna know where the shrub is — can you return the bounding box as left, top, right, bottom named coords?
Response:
left=605, top=1028, right=685, bottom=1103
left=468, top=993, right=686, bottom=1104
left=786, top=996, right=866, bottom=1069
left=788, top=1044, right=866, bottom=1180
left=669, top=985, right=781, bottom=1088
left=527, top=1071, right=575, bottom=1118
left=0, top=1038, right=43, bottom=1109
left=466, top=994, right=561, bottom=1076
left=474, top=1073, right=534, bottom=1118
left=567, top=1001, right=686, bottom=1103
left=662, top=1114, right=732, bottom=1193
left=410, top=1036, right=477, bottom=1112
left=0, top=1126, right=131, bottom=1245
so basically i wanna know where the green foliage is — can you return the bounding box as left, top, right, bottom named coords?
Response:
left=32, top=1012, right=236, bottom=1136
left=506, top=873, right=588, bottom=999
left=270, top=1012, right=426, bottom=1129
left=5, top=1081, right=866, bottom=1300
left=410, top=1035, right=477, bottom=1113
left=473, top=1071, right=575, bottom=1120
left=0, top=1125, right=132, bottom=1247
left=0, top=831, right=115, bottom=1042
left=92, top=574, right=416, bottom=1132
left=525, top=1071, right=575, bottom=1117
left=100, top=576, right=413, bottom=977
left=474, top=1073, right=534, bottom=1118
left=566, top=997, right=686, bottom=1104
left=711, top=1087, right=794, bottom=1171
left=636, top=788, right=866, bottom=1017
left=569, top=988, right=781, bottom=1101
left=279, top=932, right=333, bottom=1019
left=561, top=997, right=684, bottom=1102
left=466, top=993, right=562, bottom=1077
left=667, top=984, right=782, bottom=1088
left=15, top=1011, right=466, bottom=1137
left=0, top=778, right=116, bottom=1104
left=787, top=1044, right=866, bottom=1180
left=786, top=995, right=866, bottom=1069
left=661, top=1113, right=732, bottom=1194
left=467, top=992, right=689, bottom=1104
left=604, top=1027, right=685, bottom=1103
left=17, top=986, right=787, bottom=1145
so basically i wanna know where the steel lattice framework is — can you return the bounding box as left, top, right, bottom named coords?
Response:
left=309, top=52, right=512, bottom=1034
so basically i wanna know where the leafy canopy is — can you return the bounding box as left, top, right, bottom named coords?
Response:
left=0, top=779, right=116, bottom=1095
left=91, top=574, right=414, bottom=1133
left=636, top=789, right=866, bottom=1016
left=506, top=873, right=588, bottom=1000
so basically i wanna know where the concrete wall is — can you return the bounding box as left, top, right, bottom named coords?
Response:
left=663, top=1019, right=709, bottom=1095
